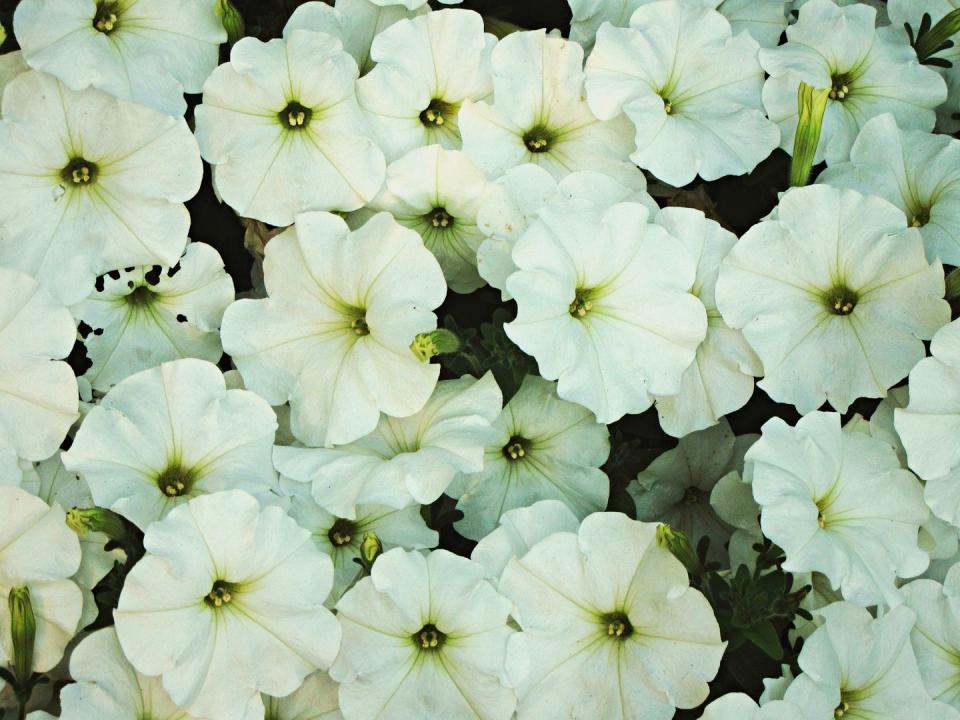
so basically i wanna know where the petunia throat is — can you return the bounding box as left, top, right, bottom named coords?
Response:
left=93, top=1, right=121, bottom=34
left=155, top=464, right=195, bottom=498
left=205, top=579, right=239, bottom=609
left=569, top=287, right=596, bottom=318
left=61, top=157, right=98, bottom=186
left=523, top=125, right=554, bottom=153
left=601, top=611, right=634, bottom=641
left=502, top=435, right=530, bottom=461
left=420, top=98, right=458, bottom=128
left=824, top=285, right=858, bottom=316
left=279, top=101, right=313, bottom=130
left=413, top=623, right=446, bottom=651
left=328, top=518, right=357, bottom=547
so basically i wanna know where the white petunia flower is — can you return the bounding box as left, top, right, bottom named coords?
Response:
left=273, top=373, right=501, bottom=518
left=500, top=513, right=724, bottom=719
left=221, top=211, right=447, bottom=448
left=282, top=480, right=438, bottom=605
left=0, top=71, right=202, bottom=305
left=761, top=0, right=946, bottom=165
left=357, top=9, right=495, bottom=160
left=72, top=242, right=235, bottom=392
left=62, top=359, right=279, bottom=531
left=331, top=548, right=517, bottom=720
left=459, top=29, right=638, bottom=184
left=59, top=626, right=202, bottom=720
left=194, top=30, right=385, bottom=226
left=470, top=499, right=580, bottom=580
left=22, top=453, right=123, bottom=629
left=888, top=0, right=960, bottom=133
left=447, top=374, right=609, bottom=541
left=284, top=0, right=428, bottom=77
left=818, top=114, right=960, bottom=266
left=115, top=490, right=341, bottom=719
left=13, top=0, right=225, bottom=116
left=783, top=602, right=959, bottom=720
left=263, top=671, right=343, bottom=720
left=348, top=144, right=495, bottom=294
left=902, top=564, right=960, bottom=709
left=0, top=266, right=78, bottom=462
left=569, top=0, right=789, bottom=50
left=715, top=184, right=949, bottom=414
left=630, top=419, right=753, bottom=564
left=476, top=163, right=654, bottom=300
left=896, top=319, right=960, bottom=525
left=0, top=50, right=27, bottom=98
left=584, top=1, right=780, bottom=186
left=0, top=486, right=82, bottom=676
left=505, top=199, right=707, bottom=424
left=652, top=207, right=762, bottom=437
left=748, top=411, right=929, bottom=607
left=698, top=693, right=802, bottom=720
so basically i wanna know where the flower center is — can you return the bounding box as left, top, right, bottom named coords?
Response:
left=328, top=518, right=357, bottom=547
left=829, top=73, right=853, bottom=101
left=61, top=158, right=98, bottom=186
left=523, top=125, right=553, bottom=153
left=205, top=580, right=238, bottom=609
left=824, top=285, right=858, bottom=316
left=662, top=97, right=673, bottom=114
left=350, top=315, right=369, bottom=336
left=569, top=288, right=595, bottom=318
left=683, top=486, right=705, bottom=505
left=428, top=208, right=454, bottom=229
left=910, top=206, right=931, bottom=228
left=413, top=624, right=445, bottom=651
left=502, top=436, right=529, bottom=461
left=834, top=699, right=850, bottom=718
left=93, top=1, right=121, bottom=33
left=419, top=98, right=456, bottom=128
left=602, top=612, right=633, bottom=641
left=125, top=284, right=158, bottom=307
left=278, top=101, right=312, bottom=130
left=155, top=464, right=195, bottom=497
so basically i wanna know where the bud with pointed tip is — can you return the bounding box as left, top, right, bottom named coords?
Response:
left=8, top=586, right=36, bottom=685
left=790, top=82, right=831, bottom=187
left=216, top=0, right=245, bottom=47
left=656, top=523, right=702, bottom=576
left=66, top=506, right=126, bottom=541
left=360, top=532, right=383, bottom=567
left=410, top=329, right=460, bottom=362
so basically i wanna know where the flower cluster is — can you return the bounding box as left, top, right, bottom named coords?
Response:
left=2, top=0, right=960, bottom=718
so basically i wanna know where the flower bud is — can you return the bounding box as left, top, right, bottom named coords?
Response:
left=790, top=82, right=830, bottom=187
left=410, top=329, right=460, bottom=362
left=656, top=523, right=701, bottom=576
left=66, top=506, right=127, bottom=541
left=216, top=0, right=245, bottom=47
left=360, top=532, right=383, bottom=566
left=8, top=587, right=36, bottom=685
left=0, top=22, right=6, bottom=50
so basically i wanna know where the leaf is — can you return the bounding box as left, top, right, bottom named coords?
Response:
left=742, top=619, right=785, bottom=661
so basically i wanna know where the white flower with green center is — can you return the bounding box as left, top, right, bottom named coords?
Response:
left=61, top=359, right=279, bottom=531
left=13, top=0, right=225, bottom=116
left=115, top=490, right=341, bottom=720
left=819, top=113, right=960, bottom=268
left=749, top=411, right=929, bottom=607
left=889, top=0, right=960, bottom=133
left=697, top=693, right=803, bottom=720
left=500, top=513, right=724, bottom=719
left=273, top=373, right=501, bottom=518
left=783, top=602, right=959, bottom=720
left=59, top=626, right=203, bottom=720
left=0, top=486, right=82, bottom=678
left=446, top=374, right=610, bottom=542
left=470, top=499, right=580, bottom=580
left=652, top=207, right=762, bottom=438
left=262, top=671, right=343, bottom=720
left=194, top=29, right=386, bottom=226
left=282, top=480, right=438, bottom=606
left=459, top=29, right=638, bottom=184
left=72, top=242, right=235, bottom=392
left=348, top=144, right=495, bottom=294
left=761, top=0, right=946, bottom=166
left=715, top=184, right=949, bottom=414
left=584, top=1, right=780, bottom=187
left=630, top=419, right=754, bottom=565
left=22, top=452, right=124, bottom=629
left=476, top=163, right=654, bottom=301
left=331, top=548, right=517, bottom=720
left=220, top=211, right=447, bottom=448
left=902, top=564, right=960, bottom=710
left=357, top=9, right=496, bottom=160
left=0, top=266, right=78, bottom=463
left=505, top=199, right=707, bottom=424
left=568, top=0, right=788, bottom=50
left=283, top=0, right=427, bottom=77
left=895, top=319, right=960, bottom=526
left=0, top=71, right=202, bottom=306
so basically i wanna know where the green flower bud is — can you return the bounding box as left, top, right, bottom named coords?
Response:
left=360, top=532, right=383, bottom=566
left=790, top=82, right=831, bottom=188
left=0, top=22, right=6, bottom=50
left=410, top=329, right=460, bottom=362
left=66, top=506, right=127, bottom=541
left=216, top=0, right=245, bottom=47
left=8, top=587, right=36, bottom=686
left=655, top=523, right=701, bottom=576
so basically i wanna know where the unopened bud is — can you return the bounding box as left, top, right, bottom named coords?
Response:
left=656, top=524, right=701, bottom=576
left=360, top=532, right=383, bottom=566
left=216, top=0, right=245, bottom=47
left=66, top=506, right=127, bottom=541
left=0, top=22, right=6, bottom=50
left=790, top=82, right=830, bottom=187
left=410, top=329, right=460, bottom=362
left=8, top=587, right=36, bottom=685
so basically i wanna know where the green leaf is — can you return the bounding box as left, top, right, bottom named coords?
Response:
left=742, top=619, right=785, bottom=661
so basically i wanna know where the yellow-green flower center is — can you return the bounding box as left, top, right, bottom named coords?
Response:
left=824, top=285, right=858, bottom=316
left=413, top=623, right=445, bottom=651
left=93, top=1, right=121, bottom=33
left=156, top=464, right=195, bottom=498
left=829, top=72, right=854, bottom=101
left=523, top=125, right=554, bottom=153
left=502, top=436, right=529, bottom=462
left=569, top=288, right=596, bottom=318
left=279, top=101, right=313, bottom=130
left=205, top=579, right=238, bottom=609
left=61, top=157, right=98, bottom=186
left=601, top=611, right=633, bottom=641
left=328, top=518, right=357, bottom=547
left=420, top=98, right=457, bottom=128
